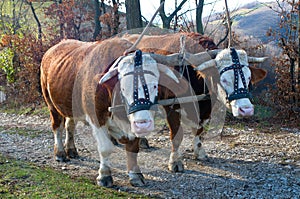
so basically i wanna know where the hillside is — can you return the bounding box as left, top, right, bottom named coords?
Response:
left=232, top=2, right=280, bottom=43
left=205, top=1, right=281, bottom=44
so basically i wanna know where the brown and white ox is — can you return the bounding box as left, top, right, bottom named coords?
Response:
left=40, top=38, right=184, bottom=187
left=123, top=33, right=267, bottom=171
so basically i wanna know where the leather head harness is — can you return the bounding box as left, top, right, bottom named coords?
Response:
left=219, top=48, right=252, bottom=102
left=122, top=50, right=158, bottom=114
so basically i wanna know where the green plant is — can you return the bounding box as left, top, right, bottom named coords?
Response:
left=0, top=47, right=15, bottom=83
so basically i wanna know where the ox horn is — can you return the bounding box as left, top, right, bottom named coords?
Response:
left=157, top=64, right=179, bottom=83
left=150, top=51, right=213, bottom=67
left=194, top=59, right=217, bottom=71
left=99, top=68, right=118, bottom=84
left=248, top=56, right=268, bottom=63
left=207, top=49, right=222, bottom=59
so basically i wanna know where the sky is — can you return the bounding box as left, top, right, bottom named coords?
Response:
left=133, top=0, right=275, bottom=23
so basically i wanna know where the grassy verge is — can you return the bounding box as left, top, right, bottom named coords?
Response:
left=0, top=155, right=149, bottom=199
left=0, top=103, right=49, bottom=116
left=0, top=126, right=51, bottom=138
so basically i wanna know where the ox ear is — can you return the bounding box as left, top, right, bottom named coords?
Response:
left=249, top=65, right=267, bottom=84
left=157, top=64, right=180, bottom=83
left=99, top=68, right=118, bottom=84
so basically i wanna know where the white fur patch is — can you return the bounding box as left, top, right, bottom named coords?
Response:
left=107, top=118, right=136, bottom=141
left=215, top=49, right=249, bottom=70
left=54, top=121, right=65, bottom=153
left=85, top=115, right=114, bottom=158
left=193, top=136, right=207, bottom=160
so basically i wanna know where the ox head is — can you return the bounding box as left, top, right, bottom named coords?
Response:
left=195, top=48, right=267, bottom=118
left=99, top=50, right=179, bottom=137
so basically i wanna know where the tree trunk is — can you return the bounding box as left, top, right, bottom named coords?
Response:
left=125, top=0, right=142, bottom=30
left=56, top=0, right=64, bottom=39
left=174, top=0, right=178, bottom=31
left=159, top=0, right=188, bottom=29
left=196, top=0, right=204, bottom=34
left=101, top=0, right=111, bottom=35
left=297, top=3, right=300, bottom=106
left=93, top=0, right=102, bottom=40
left=112, top=0, right=120, bottom=35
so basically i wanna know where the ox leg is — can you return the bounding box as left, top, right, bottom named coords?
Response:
left=192, top=127, right=208, bottom=160
left=50, top=111, right=68, bottom=162
left=165, top=107, right=184, bottom=172
left=92, top=125, right=114, bottom=187
left=64, top=117, right=79, bottom=158
left=125, top=138, right=145, bottom=186
left=107, top=118, right=145, bottom=186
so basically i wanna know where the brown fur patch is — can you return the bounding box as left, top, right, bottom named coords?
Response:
left=41, top=38, right=134, bottom=128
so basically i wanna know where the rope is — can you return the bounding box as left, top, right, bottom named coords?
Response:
left=179, top=35, right=201, bottom=128
left=179, top=35, right=186, bottom=77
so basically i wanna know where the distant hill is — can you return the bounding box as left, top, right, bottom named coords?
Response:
left=205, top=1, right=281, bottom=44
left=204, top=1, right=286, bottom=93
left=232, top=2, right=280, bottom=43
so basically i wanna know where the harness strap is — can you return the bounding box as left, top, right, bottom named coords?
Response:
left=220, top=48, right=252, bottom=102
left=125, top=50, right=158, bottom=114
left=123, top=70, right=156, bottom=77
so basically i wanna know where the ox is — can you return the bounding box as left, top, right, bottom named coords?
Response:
left=40, top=38, right=193, bottom=187
left=123, top=33, right=267, bottom=170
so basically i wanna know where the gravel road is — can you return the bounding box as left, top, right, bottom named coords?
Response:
left=0, top=112, right=300, bottom=198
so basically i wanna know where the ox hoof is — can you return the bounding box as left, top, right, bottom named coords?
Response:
left=66, top=148, right=79, bottom=159
left=54, top=151, right=69, bottom=162
left=168, top=161, right=184, bottom=172
left=195, top=154, right=208, bottom=161
left=139, top=138, right=150, bottom=149
left=110, top=136, right=119, bottom=146
left=194, top=147, right=208, bottom=161
left=97, top=176, right=113, bottom=187
left=129, top=173, right=145, bottom=187
left=55, top=155, right=69, bottom=162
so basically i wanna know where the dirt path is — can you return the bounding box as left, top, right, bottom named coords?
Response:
left=0, top=112, right=300, bottom=198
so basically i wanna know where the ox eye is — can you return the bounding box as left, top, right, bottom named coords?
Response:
left=221, top=79, right=228, bottom=84
left=154, top=85, right=157, bottom=89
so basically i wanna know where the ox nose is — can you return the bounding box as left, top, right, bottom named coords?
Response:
left=238, top=107, right=254, bottom=117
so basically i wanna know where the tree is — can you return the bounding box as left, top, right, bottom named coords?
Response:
left=159, top=0, right=188, bottom=29
left=266, top=0, right=300, bottom=118
left=112, top=0, right=120, bottom=35
left=93, top=0, right=102, bottom=40
left=125, top=0, right=142, bottom=30
left=26, top=0, right=42, bottom=41
left=195, top=0, right=204, bottom=34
